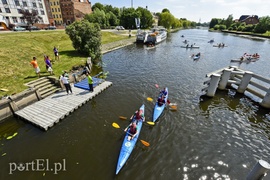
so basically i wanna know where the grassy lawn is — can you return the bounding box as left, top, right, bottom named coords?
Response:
left=0, top=30, right=130, bottom=97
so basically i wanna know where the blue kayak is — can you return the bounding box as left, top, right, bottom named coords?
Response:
left=115, top=104, right=145, bottom=175
left=152, top=87, right=168, bottom=122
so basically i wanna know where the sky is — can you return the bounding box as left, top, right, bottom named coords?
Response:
left=90, top=0, right=270, bottom=23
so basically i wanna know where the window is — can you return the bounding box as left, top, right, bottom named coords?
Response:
left=41, top=10, right=44, bottom=15
left=5, top=8, right=11, bottom=13
left=0, top=8, right=2, bottom=13
left=39, top=3, right=43, bottom=8
left=17, top=9, right=22, bottom=14
left=23, top=1, right=27, bottom=7
left=33, top=2, right=37, bottom=7
left=15, top=0, right=20, bottom=6
left=53, top=2, right=56, bottom=5
left=20, top=17, right=25, bottom=23
left=57, top=1, right=59, bottom=5
left=50, top=2, right=52, bottom=6
left=59, top=14, right=61, bottom=18
left=58, top=8, right=60, bottom=12
left=56, top=14, right=58, bottom=18
left=55, top=8, right=57, bottom=12
left=2, top=0, right=7, bottom=5
left=12, top=17, right=18, bottom=23
left=53, top=15, right=55, bottom=18
left=51, top=8, right=54, bottom=12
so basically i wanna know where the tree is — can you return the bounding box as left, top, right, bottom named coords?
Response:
left=159, top=12, right=174, bottom=29
left=21, top=8, right=42, bottom=27
left=92, top=3, right=104, bottom=12
left=120, top=8, right=140, bottom=29
left=65, top=20, right=102, bottom=61
left=253, top=16, right=270, bottom=33
left=162, top=8, right=170, bottom=13
left=209, top=18, right=220, bottom=29
left=136, top=7, right=153, bottom=29
left=85, top=8, right=108, bottom=29
left=225, top=14, right=233, bottom=29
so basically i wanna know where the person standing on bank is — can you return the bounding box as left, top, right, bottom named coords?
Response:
left=60, top=72, right=72, bottom=94
left=30, top=56, right=40, bottom=78
left=86, top=73, right=93, bottom=92
left=53, top=46, right=59, bottom=61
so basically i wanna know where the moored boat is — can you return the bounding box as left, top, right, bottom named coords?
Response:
left=115, top=104, right=145, bottom=175
left=136, top=29, right=148, bottom=43
left=152, top=88, right=168, bottom=122
left=145, top=26, right=167, bottom=45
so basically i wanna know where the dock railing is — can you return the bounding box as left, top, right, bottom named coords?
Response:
left=202, top=66, right=270, bottom=108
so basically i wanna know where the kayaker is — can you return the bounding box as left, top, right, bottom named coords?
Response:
left=157, top=95, right=166, bottom=106
left=130, top=109, right=145, bottom=123
left=124, top=122, right=138, bottom=141
left=160, top=88, right=168, bottom=97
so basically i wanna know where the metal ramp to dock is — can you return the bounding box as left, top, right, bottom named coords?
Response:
left=15, top=81, right=112, bottom=131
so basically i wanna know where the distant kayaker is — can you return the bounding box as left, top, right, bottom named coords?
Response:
left=124, top=122, right=138, bottom=141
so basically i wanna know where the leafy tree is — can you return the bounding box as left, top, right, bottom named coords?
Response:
left=162, top=8, right=170, bottom=13
left=106, top=12, right=119, bottom=27
left=253, top=16, right=270, bottom=33
left=219, top=24, right=226, bottom=30
left=120, top=8, right=140, bottom=29
left=159, top=12, right=174, bottom=29
left=65, top=20, right=102, bottom=61
left=213, top=24, right=220, bottom=30
left=21, top=8, right=42, bottom=27
left=92, top=3, right=104, bottom=12
left=225, top=14, right=233, bottom=29
left=136, top=7, right=153, bottom=29
left=85, top=8, right=108, bottom=28
left=209, top=18, right=220, bottom=29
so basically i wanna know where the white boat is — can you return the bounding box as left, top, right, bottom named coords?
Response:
left=145, top=26, right=167, bottom=45
left=136, top=29, right=148, bottom=43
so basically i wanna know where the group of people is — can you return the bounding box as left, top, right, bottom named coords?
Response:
left=124, top=88, right=168, bottom=141
left=30, top=46, right=60, bottom=78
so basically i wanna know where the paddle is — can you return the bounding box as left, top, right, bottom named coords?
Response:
left=147, top=97, right=153, bottom=102
left=118, top=116, right=155, bottom=126
left=112, top=122, right=150, bottom=147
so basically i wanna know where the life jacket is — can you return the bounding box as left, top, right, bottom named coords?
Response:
left=135, top=110, right=143, bottom=120
left=129, top=125, right=137, bottom=134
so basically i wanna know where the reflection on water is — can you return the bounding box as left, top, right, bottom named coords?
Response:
left=0, top=29, right=270, bottom=179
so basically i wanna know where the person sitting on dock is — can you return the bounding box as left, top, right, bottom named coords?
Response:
left=157, top=95, right=166, bottom=106
left=124, top=122, right=138, bottom=141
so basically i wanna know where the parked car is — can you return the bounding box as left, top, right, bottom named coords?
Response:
left=116, top=26, right=125, bottom=30
left=13, top=26, right=26, bottom=31
left=26, top=26, right=41, bottom=31
left=45, top=26, right=56, bottom=30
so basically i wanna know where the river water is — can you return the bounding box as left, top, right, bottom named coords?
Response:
left=0, top=29, right=270, bottom=180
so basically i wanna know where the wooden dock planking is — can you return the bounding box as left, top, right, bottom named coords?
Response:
left=15, top=80, right=112, bottom=131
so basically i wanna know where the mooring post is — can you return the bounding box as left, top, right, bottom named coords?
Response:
left=246, top=160, right=270, bottom=180
left=206, top=73, right=221, bottom=97
left=260, top=88, right=270, bottom=108
left=218, top=68, right=232, bottom=90
left=237, top=71, right=253, bottom=93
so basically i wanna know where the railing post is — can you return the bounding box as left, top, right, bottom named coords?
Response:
left=237, top=71, right=253, bottom=93
left=218, top=68, right=232, bottom=90
left=206, top=73, right=221, bottom=97
left=246, top=160, right=270, bottom=180
left=260, top=88, right=270, bottom=108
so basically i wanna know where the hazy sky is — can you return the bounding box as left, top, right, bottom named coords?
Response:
left=90, top=0, right=270, bottom=23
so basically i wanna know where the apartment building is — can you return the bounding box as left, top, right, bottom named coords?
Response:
left=60, top=0, right=92, bottom=25
left=0, top=0, right=49, bottom=29
left=49, top=0, right=62, bottom=25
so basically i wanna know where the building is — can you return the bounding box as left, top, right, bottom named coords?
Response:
left=238, top=15, right=259, bottom=25
left=0, top=0, right=49, bottom=29
left=49, top=0, right=62, bottom=25
left=60, top=0, right=92, bottom=25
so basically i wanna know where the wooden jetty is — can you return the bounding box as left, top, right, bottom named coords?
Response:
left=15, top=81, right=112, bottom=131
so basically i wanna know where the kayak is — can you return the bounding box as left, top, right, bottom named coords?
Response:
left=180, top=45, right=200, bottom=48
left=152, top=87, right=168, bottom=122
left=115, top=104, right=145, bottom=175
left=193, top=55, right=200, bottom=60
